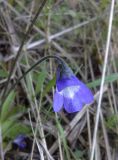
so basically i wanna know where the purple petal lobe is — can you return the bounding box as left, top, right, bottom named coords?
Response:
left=53, top=90, right=63, bottom=112
left=63, top=93, right=83, bottom=113
left=77, top=81, right=94, bottom=104
left=56, top=76, right=80, bottom=91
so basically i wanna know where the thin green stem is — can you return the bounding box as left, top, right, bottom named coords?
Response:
left=1, top=55, right=65, bottom=108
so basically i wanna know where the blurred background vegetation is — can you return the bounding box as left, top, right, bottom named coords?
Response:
left=0, top=0, right=118, bottom=159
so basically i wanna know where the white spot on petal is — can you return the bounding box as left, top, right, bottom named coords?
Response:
left=59, top=86, right=80, bottom=99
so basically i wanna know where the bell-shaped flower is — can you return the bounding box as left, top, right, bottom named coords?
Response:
left=53, top=63, right=94, bottom=113
left=13, top=135, right=27, bottom=150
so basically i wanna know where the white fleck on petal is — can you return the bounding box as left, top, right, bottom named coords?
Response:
left=59, top=86, right=80, bottom=99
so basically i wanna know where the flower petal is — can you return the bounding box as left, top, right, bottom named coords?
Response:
left=53, top=90, right=63, bottom=112
left=77, top=81, right=94, bottom=104
left=56, top=76, right=80, bottom=91
left=63, top=93, right=83, bottom=113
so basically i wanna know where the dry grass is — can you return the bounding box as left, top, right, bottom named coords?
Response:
left=0, top=0, right=118, bottom=160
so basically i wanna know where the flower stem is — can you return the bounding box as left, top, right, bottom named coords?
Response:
left=1, top=55, right=65, bottom=108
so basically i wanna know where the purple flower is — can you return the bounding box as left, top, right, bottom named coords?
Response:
left=53, top=63, right=94, bottom=113
left=13, top=135, right=27, bottom=150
